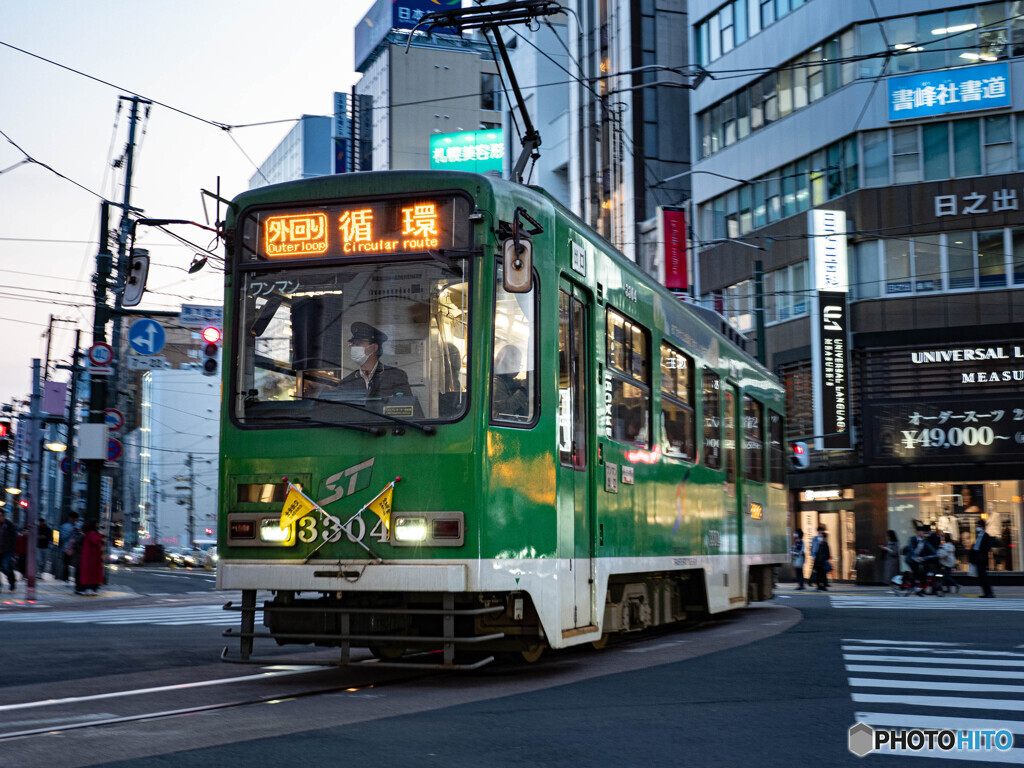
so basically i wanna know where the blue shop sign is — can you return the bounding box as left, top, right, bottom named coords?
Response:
left=888, top=62, right=1010, bottom=121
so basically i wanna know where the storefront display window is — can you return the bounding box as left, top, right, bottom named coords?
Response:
left=888, top=481, right=1021, bottom=571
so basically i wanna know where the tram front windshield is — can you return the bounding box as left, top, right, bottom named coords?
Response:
left=235, top=259, right=470, bottom=427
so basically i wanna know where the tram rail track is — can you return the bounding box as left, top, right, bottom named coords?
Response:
left=0, top=660, right=435, bottom=743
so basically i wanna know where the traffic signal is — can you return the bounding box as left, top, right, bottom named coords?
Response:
left=201, top=326, right=221, bottom=377
left=0, top=420, right=9, bottom=455
left=791, top=441, right=810, bottom=469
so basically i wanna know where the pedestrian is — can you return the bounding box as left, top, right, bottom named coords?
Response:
left=908, top=525, right=939, bottom=595
left=937, top=532, right=960, bottom=594
left=14, top=525, right=27, bottom=576
left=808, top=524, right=825, bottom=586
left=65, top=520, right=85, bottom=593
left=0, top=509, right=16, bottom=591
left=77, top=520, right=104, bottom=594
left=969, top=522, right=995, bottom=598
left=58, top=512, right=80, bottom=582
left=813, top=530, right=831, bottom=591
left=880, top=530, right=900, bottom=590
left=791, top=529, right=806, bottom=590
left=37, top=518, right=51, bottom=578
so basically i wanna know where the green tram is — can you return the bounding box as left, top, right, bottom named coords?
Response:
left=218, top=170, right=788, bottom=668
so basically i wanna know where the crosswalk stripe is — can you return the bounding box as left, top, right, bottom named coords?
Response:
left=851, top=693, right=1024, bottom=712
left=848, top=664, right=1024, bottom=680
left=844, top=645, right=1024, bottom=658
left=844, top=639, right=1024, bottom=763
left=851, top=678, right=1024, bottom=694
left=0, top=605, right=257, bottom=627
left=831, top=595, right=1024, bottom=611
left=844, top=639, right=964, bottom=646
left=844, top=654, right=1024, bottom=667
left=855, top=711, right=1024, bottom=734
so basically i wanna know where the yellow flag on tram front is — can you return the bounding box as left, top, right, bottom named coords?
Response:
left=280, top=486, right=315, bottom=529
left=364, top=483, right=394, bottom=531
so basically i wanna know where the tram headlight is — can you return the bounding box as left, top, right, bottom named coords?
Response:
left=259, top=520, right=294, bottom=545
left=393, top=516, right=428, bottom=543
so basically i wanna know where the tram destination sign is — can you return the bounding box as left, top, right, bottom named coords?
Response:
left=865, top=395, right=1024, bottom=464
left=246, top=195, right=470, bottom=262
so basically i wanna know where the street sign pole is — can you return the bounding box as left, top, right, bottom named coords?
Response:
left=25, top=359, right=42, bottom=601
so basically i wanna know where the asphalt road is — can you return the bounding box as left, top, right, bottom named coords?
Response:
left=1, top=586, right=1022, bottom=767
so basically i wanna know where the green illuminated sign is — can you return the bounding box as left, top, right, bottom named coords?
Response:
left=429, top=130, right=504, bottom=173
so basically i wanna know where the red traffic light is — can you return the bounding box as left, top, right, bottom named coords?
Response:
left=18, top=499, right=28, bottom=508
left=793, top=443, right=806, bottom=456
left=0, top=422, right=8, bottom=439
left=201, top=326, right=222, bottom=344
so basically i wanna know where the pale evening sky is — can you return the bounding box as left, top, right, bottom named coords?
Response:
left=0, top=0, right=377, bottom=407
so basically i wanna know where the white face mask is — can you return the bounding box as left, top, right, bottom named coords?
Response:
left=350, top=345, right=369, bottom=365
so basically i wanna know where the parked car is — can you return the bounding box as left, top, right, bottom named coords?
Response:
left=127, top=546, right=146, bottom=565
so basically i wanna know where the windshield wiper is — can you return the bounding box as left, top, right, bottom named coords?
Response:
left=253, top=413, right=385, bottom=436
left=295, top=395, right=437, bottom=435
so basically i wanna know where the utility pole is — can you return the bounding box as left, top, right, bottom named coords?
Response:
left=186, top=453, right=195, bottom=547
left=84, top=203, right=112, bottom=529
left=59, top=330, right=82, bottom=525
left=85, top=97, right=148, bottom=529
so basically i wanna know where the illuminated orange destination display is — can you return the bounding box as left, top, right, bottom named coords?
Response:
left=264, top=213, right=329, bottom=258
left=252, top=196, right=468, bottom=261
left=339, top=203, right=439, bottom=253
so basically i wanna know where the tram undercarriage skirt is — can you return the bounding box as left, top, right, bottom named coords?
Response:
left=221, top=592, right=505, bottom=670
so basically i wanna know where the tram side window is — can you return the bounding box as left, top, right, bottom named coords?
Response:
left=606, top=309, right=650, bottom=446
left=768, top=409, right=786, bottom=487
left=660, top=342, right=695, bottom=461
left=702, top=369, right=722, bottom=469
left=744, top=396, right=765, bottom=483
left=491, top=262, right=537, bottom=425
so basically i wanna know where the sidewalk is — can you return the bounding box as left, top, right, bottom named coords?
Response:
left=777, top=581, right=1024, bottom=598
left=0, top=571, right=138, bottom=608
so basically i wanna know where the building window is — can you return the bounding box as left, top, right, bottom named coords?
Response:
left=914, top=235, right=942, bottom=293
left=923, top=123, right=950, bottom=180
left=954, top=119, right=982, bottom=177
left=862, top=130, right=890, bottom=187
left=947, top=232, right=976, bottom=290
left=977, top=229, right=1007, bottom=288
left=985, top=115, right=1014, bottom=174
left=884, top=239, right=912, bottom=294
left=892, top=126, right=921, bottom=184
left=481, top=73, right=502, bottom=111
left=1012, top=228, right=1024, bottom=285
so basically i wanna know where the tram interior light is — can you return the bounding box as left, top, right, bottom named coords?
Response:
left=394, top=516, right=428, bottom=543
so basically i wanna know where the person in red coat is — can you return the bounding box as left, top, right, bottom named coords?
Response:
left=77, top=520, right=104, bottom=594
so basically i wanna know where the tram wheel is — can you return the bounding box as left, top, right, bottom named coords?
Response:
left=369, top=645, right=406, bottom=661
left=520, top=642, right=546, bottom=663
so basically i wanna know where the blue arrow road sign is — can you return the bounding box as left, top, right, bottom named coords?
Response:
left=128, top=318, right=166, bottom=356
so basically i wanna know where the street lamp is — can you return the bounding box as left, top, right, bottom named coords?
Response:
left=44, top=441, right=67, bottom=453
left=5, top=486, right=21, bottom=495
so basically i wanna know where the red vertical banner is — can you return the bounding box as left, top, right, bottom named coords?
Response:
left=663, top=207, right=688, bottom=290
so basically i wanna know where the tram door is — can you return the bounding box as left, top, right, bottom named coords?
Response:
left=557, top=283, right=594, bottom=629
left=724, top=384, right=744, bottom=602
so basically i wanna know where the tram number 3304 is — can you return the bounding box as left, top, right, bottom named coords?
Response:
left=901, top=425, right=996, bottom=450
left=297, top=513, right=388, bottom=544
